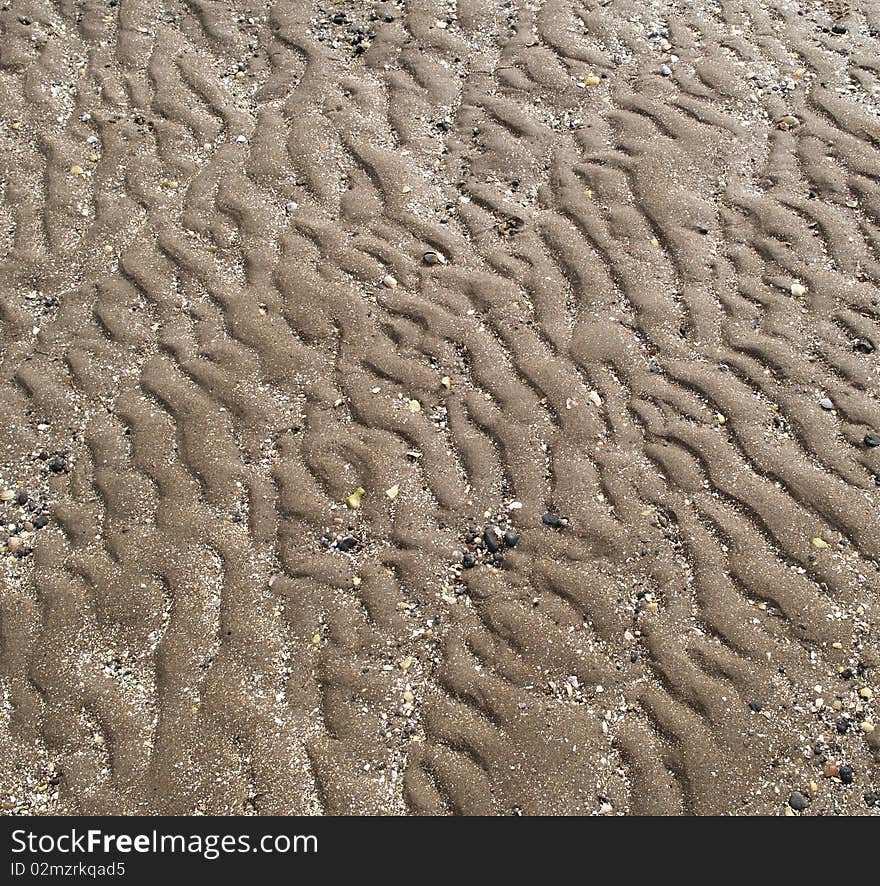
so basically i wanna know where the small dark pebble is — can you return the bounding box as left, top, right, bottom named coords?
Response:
left=788, top=791, right=808, bottom=811
left=865, top=793, right=878, bottom=808
left=836, top=718, right=850, bottom=734
left=48, top=456, right=67, bottom=473
left=748, top=701, right=764, bottom=713
left=853, top=338, right=875, bottom=354
left=483, top=528, right=501, bottom=554
left=832, top=24, right=847, bottom=34
left=838, top=765, right=853, bottom=785
left=462, top=553, right=475, bottom=569
left=17, top=491, right=28, bottom=505
left=336, top=535, right=358, bottom=552
left=503, top=529, right=520, bottom=548
left=864, top=432, right=880, bottom=448
left=542, top=512, right=562, bottom=528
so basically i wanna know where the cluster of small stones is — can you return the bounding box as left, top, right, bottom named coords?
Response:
left=0, top=762, right=62, bottom=815
left=1, top=486, right=52, bottom=558
left=453, top=506, right=569, bottom=572
left=321, top=526, right=362, bottom=554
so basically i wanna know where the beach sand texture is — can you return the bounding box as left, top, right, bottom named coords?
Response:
left=0, top=0, right=878, bottom=814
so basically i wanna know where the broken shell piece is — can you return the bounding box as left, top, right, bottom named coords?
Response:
left=382, top=274, right=398, bottom=288
left=408, top=399, right=421, bottom=412
left=423, top=250, right=446, bottom=266
left=345, top=487, right=365, bottom=509
left=790, top=282, right=807, bottom=297
left=588, top=390, right=602, bottom=408
left=385, top=484, right=399, bottom=500
left=441, top=375, right=452, bottom=390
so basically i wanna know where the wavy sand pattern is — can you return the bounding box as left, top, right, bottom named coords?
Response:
left=0, top=0, right=878, bottom=815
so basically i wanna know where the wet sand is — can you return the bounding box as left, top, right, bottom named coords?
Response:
left=0, top=0, right=878, bottom=815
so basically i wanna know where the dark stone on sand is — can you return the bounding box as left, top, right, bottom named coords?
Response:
left=48, top=456, right=67, bottom=473
left=748, top=701, right=764, bottom=712
left=853, top=338, right=875, bottom=353
left=483, top=528, right=500, bottom=553
left=832, top=25, right=847, bottom=34
left=33, top=515, right=48, bottom=529
left=865, top=793, right=878, bottom=808
left=836, top=719, right=849, bottom=734
left=788, top=791, right=808, bottom=811
left=336, top=535, right=358, bottom=552
left=503, top=528, right=520, bottom=548
left=838, top=765, right=853, bottom=785
left=17, top=491, right=27, bottom=505
left=864, top=433, right=880, bottom=447
left=462, top=553, right=475, bottom=568
left=542, top=512, right=562, bottom=527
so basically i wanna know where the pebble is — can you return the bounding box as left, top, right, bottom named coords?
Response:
left=542, top=512, right=563, bottom=528
left=422, top=251, right=446, bottom=266
left=838, top=765, right=853, bottom=785
left=660, top=65, right=671, bottom=76
left=775, top=115, right=801, bottom=131
left=503, top=529, right=520, bottom=548
left=382, top=274, right=397, bottom=288
left=385, top=484, right=399, bottom=500
left=864, top=433, right=880, bottom=448
left=336, top=535, right=358, bottom=552
left=819, top=398, right=833, bottom=410
left=788, top=791, right=808, bottom=811
left=483, top=527, right=501, bottom=554
left=790, top=282, right=807, bottom=297
left=853, top=338, right=874, bottom=354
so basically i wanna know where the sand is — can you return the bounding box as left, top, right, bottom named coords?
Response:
left=0, top=0, right=878, bottom=816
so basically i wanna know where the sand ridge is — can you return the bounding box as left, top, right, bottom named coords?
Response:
left=0, top=0, right=878, bottom=815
